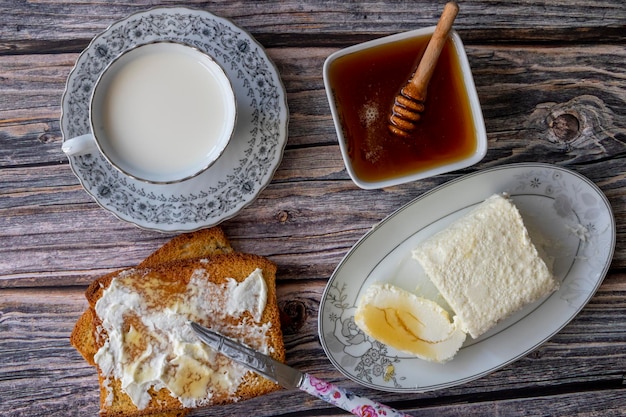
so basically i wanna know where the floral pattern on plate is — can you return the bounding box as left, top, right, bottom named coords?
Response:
left=61, top=7, right=288, bottom=232
left=319, top=163, right=615, bottom=392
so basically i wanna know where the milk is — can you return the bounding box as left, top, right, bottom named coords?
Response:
left=92, top=42, right=235, bottom=183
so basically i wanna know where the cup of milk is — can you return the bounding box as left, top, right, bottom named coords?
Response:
left=62, top=41, right=237, bottom=184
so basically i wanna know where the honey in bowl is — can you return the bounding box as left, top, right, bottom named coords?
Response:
left=327, top=34, right=479, bottom=184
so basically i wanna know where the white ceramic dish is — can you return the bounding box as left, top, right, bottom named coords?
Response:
left=61, top=7, right=288, bottom=232
left=323, top=27, right=487, bottom=190
left=318, top=163, right=615, bottom=392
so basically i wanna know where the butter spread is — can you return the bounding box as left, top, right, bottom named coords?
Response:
left=225, top=268, right=267, bottom=322
left=94, top=267, right=270, bottom=409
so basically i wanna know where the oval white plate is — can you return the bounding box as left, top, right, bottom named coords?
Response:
left=318, top=163, right=615, bottom=392
left=61, top=7, right=288, bottom=232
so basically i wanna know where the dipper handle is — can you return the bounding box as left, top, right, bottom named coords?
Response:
left=389, top=2, right=459, bottom=138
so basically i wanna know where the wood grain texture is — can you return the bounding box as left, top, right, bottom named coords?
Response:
left=1, top=275, right=624, bottom=416
left=0, top=1, right=624, bottom=416
left=0, top=0, right=624, bottom=54
left=1, top=43, right=625, bottom=287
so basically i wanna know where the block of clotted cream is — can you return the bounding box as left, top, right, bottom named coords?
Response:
left=412, top=193, right=558, bottom=339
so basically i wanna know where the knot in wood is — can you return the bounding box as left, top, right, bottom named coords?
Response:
left=38, top=133, right=56, bottom=143
left=279, top=300, right=307, bottom=334
left=276, top=210, right=289, bottom=223
left=526, top=95, right=626, bottom=163
left=550, top=113, right=580, bottom=142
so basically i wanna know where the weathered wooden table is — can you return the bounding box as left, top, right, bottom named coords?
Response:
left=1, top=1, right=624, bottom=416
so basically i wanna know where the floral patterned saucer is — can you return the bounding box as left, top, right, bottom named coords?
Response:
left=319, top=163, right=615, bottom=392
left=61, top=7, right=288, bottom=232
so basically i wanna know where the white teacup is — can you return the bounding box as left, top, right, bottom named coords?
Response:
left=62, top=41, right=237, bottom=184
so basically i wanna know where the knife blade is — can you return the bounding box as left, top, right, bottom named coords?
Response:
left=190, top=321, right=412, bottom=417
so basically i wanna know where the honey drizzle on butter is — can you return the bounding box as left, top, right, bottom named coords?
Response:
left=359, top=302, right=436, bottom=358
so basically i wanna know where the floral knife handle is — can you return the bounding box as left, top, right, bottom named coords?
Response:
left=300, top=374, right=412, bottom=417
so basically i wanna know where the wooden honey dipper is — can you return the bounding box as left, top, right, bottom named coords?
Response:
left=389, top=2, right=459, bottom=138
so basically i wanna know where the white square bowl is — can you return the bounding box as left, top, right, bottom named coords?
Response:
left=323, top=27, right=487, bottom=189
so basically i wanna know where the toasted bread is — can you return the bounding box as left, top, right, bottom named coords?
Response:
left=71, top=228, right=285, bottom=416
left=71, top=307, right=99, bottom=366
left=71, top=227, right=234, bottom=364
left=71, top=227, right=236, bottom=414
left=139, top=227, right=233, bottom=268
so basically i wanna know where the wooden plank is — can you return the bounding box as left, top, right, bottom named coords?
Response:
left=0, top=0, right=624, bottom=54
left=2, top=43, right=625, bottom=157
left=0, top=275, right=624, bottom=416
left=2, top=43, right=625, bottom=159
left=1, top=167, right=624, bottom=287
left=3, top=145, right=626, bottom=288
left=3, top=155, right=625, bottom=288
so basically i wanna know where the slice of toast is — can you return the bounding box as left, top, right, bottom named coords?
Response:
left=93, top=254, right=284, bottom=416
left=71, top=227, right=234, bottom=365
left=71, top=228, right=284, bottom=416
left=139, top=227, right=233, bottom=268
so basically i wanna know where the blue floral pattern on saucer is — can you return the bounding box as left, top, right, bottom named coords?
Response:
left=61, top=7, right=288, bottom=232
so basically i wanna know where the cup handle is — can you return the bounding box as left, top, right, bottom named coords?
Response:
left=61, top=133, right=97, bottom=156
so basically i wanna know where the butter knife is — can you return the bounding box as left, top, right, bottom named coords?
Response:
left=190, top=322, right=412, bottom=417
